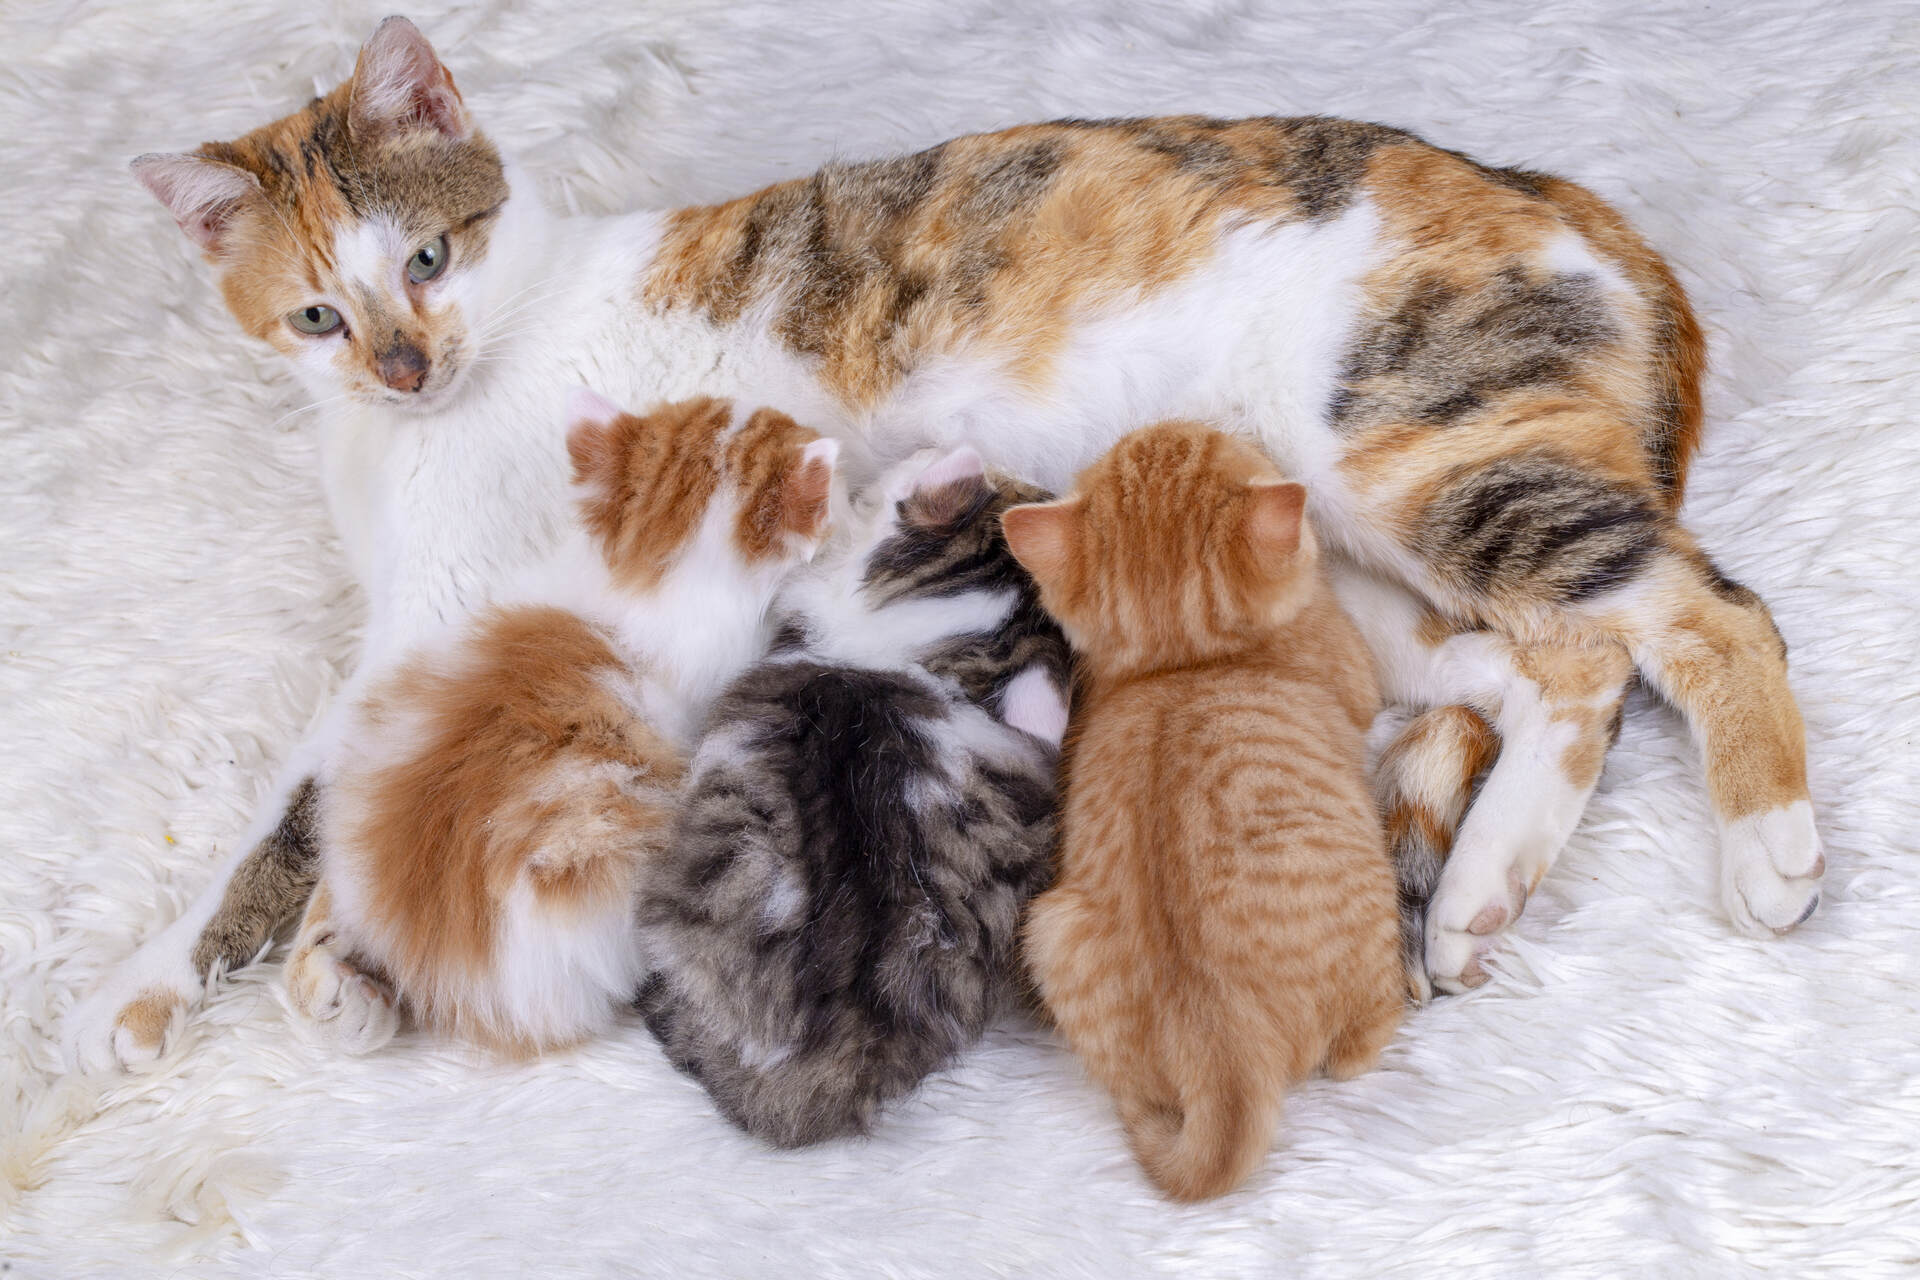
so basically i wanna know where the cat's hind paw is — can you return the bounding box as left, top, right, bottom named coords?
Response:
left=1721, top=802, right=1824, bottom=937
left=1424, top=866, right=1531, bottom=996
left=287, top=941, right=400, bottom=1055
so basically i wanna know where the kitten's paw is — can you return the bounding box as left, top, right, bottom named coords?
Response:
left=287, top=941, right=400, bottom=1055
left=1721, top=802, right=1824, bottom=936
left=65, top=968, right=199, bottom=1075
left=1425, top=866, right=1531, bottom=996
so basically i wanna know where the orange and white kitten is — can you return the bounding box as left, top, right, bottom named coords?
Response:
left=289, top=392, right=836, bottom=1055
left=1006, top=421, right=1405, bottom=1202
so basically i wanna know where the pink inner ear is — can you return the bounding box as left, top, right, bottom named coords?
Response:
left=352, top=17, right=468, bottom=140
left=911, top=446, right=986, bottom=494
left=565, top=386, right=625, bottom=432
left=801, top=436, right=841, bottom=472
left=131, top=154, right=259, bottom=254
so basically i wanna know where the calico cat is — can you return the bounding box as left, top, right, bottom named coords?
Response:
left=76, top=15, right=1820, bottom=1070
left=637, top=447, right=1070, bottom=1146
left=1005, top=422, right=1405, bottom=1202
left=289, top=392, right=837, bottom=1055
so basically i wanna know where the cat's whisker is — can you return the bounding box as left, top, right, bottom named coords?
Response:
left=262, top=391, right=357, bottom=431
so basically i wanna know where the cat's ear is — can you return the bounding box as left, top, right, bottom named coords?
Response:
left=1246, top=480, right=1308, bottom=556
left=349, top=16, right=471, bottom=143
left=563, top=386, right=630, bottom=488
left=779, top=436, right=840, bottom=556
left=130, top=153, right=260, bottom=257
left=899, top=446, right=990, bottom=528
left=1001, top=499, right=1079, bottom=585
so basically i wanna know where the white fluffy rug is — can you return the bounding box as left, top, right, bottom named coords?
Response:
left=4, top=1, right=1917, bottom=1275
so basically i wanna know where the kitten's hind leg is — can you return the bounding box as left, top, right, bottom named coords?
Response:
left=1372, top=705, right=1498, bottom=1002
left=284, top=880, right=400, bottom=1055
left=65, top=771, right=324, bottom=1073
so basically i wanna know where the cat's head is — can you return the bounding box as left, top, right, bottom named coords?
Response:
left=1002, top=420, right=1316, bottom=674
left=855, top=446, right=1053, bottom=605
left=132, top=18, right=518, bottom=410
left=564, top=389, right=839, bottom=597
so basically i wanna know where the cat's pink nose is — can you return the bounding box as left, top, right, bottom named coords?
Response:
left=378, top=342, right=430, bottom=393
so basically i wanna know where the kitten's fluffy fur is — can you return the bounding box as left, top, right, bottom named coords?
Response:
left=1007, top=422, right=1404, bottom=1201
left=298, top=393, right=836, bottom=1055
left=638, top=448, right=1070, bottom=1146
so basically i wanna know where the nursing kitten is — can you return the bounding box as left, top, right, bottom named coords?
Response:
left=86, top=14, right=1823, bottom=1071
left=1006, top=422, right=1405, bottom=1202
left=293, top=393, right=837, bottom=1055
left=637, top=447, right=1070, bottom=1146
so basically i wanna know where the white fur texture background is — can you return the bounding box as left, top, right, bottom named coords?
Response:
left=4, top=1, right=1917, bottom=1275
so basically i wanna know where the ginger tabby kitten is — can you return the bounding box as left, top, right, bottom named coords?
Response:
left=1005, top=422, right=1404, bottom=1202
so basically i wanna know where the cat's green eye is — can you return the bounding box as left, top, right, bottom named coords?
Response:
left=407, top=235, right=449, bottom=283
left=289, top=304, right=342, bottom=335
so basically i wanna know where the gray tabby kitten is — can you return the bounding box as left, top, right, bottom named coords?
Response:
left=636, top=447, right=1072, bottom=1147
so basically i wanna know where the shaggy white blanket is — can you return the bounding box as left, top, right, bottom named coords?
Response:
left=3, top=1, right=1916, bottom=1275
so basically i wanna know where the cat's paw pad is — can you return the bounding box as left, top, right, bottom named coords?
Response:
left=287, top=945, right=400, bottom=1055
left=1425, top=868, right=1530, bottom=996
left=65, top=954, right=200, bottom=1074
left=1721, top=803, right=1824, bottom=936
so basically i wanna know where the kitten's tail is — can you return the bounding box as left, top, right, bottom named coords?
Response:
left=1116, top=1039, right=1280, bottom=1203
left=1374, top=705, right=1500, bottom=1002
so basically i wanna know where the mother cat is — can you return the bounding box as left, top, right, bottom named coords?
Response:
left=69, top=17, right=1820, bottom=1069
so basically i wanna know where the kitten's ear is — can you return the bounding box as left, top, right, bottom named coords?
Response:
left=911, top=446, right=985, bottom=494
left=564, top=386, right=629, bottom=487
left=899, top=446, right=990, bottom=528
left=1001, top=499, right=1079, bottom=585
left=130, top=153, right=260, bottom=256
left=1246, top=480, right=1308, bottom=556
left=350, top=16, right=470, bottom=143
left=779, top=436, right=840, bottom=556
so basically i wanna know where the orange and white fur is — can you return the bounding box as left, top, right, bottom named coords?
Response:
left=288, top=391, right=836, bottom=1054
left=72, top=16, right=1820, bottom=1069
left=1008, top=422, right=1405, bottom=1201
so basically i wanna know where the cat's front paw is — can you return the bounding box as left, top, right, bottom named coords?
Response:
left=1424, top=866, right=1531, bottom=995
left=1720, top=802, right=1824, bottom=936
left=286, top=939, right=400, bottom=1055
left=65, top=958, right=201, bottom=1074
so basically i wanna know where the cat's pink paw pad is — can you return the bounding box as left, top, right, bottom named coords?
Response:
left=1425, top=922, right=1501, bottom=995
left=1427, top=868, right=1532, bottom=994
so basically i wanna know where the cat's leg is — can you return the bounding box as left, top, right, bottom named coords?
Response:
left=1583, top=536, right=1821, bottom=937
left=283, top=879, right=401, bottom=1055
left=66, top=744, right=332, bottom=1072
left=1338, top=570, right=1632, bottom=993
left=1336, top=417, right=1820, bottom=955
left=1418, top=636, right=1631, bottom=992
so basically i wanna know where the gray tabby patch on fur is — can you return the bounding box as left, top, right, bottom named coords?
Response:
left=636, top=448, right=1070, bottom=1147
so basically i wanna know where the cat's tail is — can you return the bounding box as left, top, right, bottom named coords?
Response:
left=1373, top=705, right=1500, bottom=1002
left=1115, top=1035, right=1281, bottom=1203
